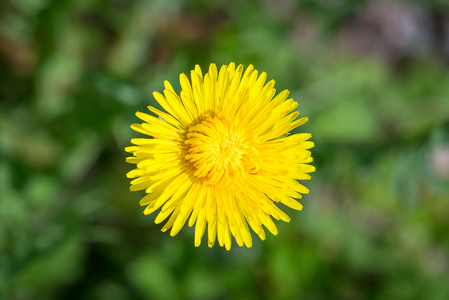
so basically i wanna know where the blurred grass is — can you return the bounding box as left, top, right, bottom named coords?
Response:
left=1, top=0, right=449, bottom=299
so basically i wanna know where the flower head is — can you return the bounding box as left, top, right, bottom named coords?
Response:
left=126, top=63, right=315, bottom=250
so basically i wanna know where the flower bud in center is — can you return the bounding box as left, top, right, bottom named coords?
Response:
left=185, top=117, right=259, bottom=186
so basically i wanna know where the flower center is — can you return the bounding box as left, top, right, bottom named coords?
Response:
left=185, top=117, right=259, bottom=186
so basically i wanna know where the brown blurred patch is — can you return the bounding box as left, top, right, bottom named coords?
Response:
left=149, top=10, right=228, bottom=64
left=290, top=13, right=319, bottom=53
left=0, top=33, right=36, bottom=75
left=336, top=0, right=435, bottom=67
left=430, top=144, right=449, bottom=179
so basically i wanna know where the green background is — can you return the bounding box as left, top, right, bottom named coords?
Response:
left=1, top=0, right=449, bottom=299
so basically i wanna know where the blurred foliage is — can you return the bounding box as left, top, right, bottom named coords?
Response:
left=1, top=0, right=449, bottom=299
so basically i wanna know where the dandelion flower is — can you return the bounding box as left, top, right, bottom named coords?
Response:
left=126, top=63, right=315, bottom=250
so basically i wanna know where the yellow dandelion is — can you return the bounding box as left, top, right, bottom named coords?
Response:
left=126, top=63, right=315, bottom=250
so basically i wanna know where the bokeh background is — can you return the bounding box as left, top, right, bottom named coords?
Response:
left=1, top=0, right=449, bottom=299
